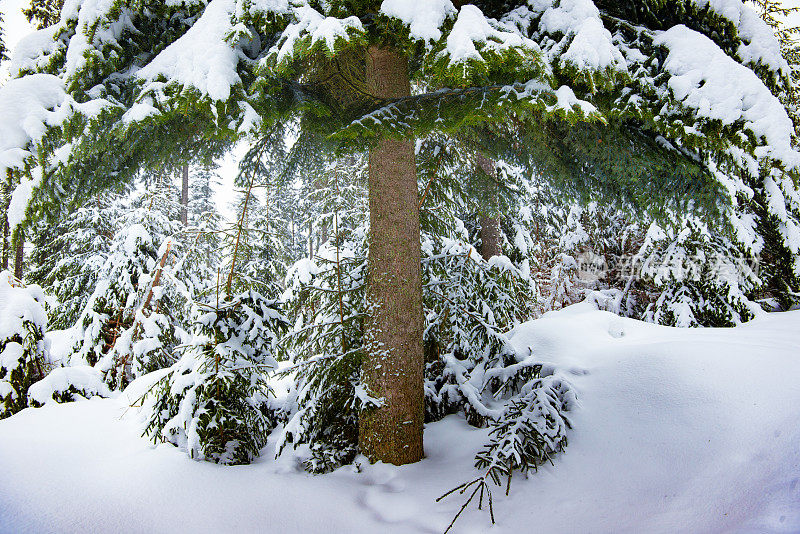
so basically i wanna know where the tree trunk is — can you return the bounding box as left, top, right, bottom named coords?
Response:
left=13, top=233, right=24, bottom=280
left=180, top=164, right=189, bottom=226
left=359, top=45, right=424, bottom=466
left=476, top=153, right=501, bottom=260
left=480, top=216, right=501, bottom=260
left=320, top=222, right=329, bottom=247
left=308, top=220, right=313, bottom=257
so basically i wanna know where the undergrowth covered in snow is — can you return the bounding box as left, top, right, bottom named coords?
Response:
left=1, top=304, right=799, bottom=533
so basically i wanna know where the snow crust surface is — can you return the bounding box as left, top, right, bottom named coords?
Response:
left=1, top=305, right=799, bottom=533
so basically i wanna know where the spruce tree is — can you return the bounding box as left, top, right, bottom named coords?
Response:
left=23, top=0, right=64, bottom=30
left=4, top=0, right=799, bottom=468
left=279, top=152, right=370, bottom=472
left=27, top=195, right=116, bottom=330
left=141, top=290, right=289, bottom=464
left=181, top=165, right=223, bottom=301
left=141, top=156, right=289, bottom=465
left=71, top=181, right=184, bottom=388
left=636, top=219, right=761, bottom=326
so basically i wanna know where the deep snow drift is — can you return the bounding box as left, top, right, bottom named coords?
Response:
left=1, top=303, right=799, bottom=533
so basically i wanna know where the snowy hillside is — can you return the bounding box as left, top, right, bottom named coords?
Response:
left=1, top=304, right=798, bottom=534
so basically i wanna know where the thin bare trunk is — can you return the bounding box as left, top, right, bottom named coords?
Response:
left=181, top=165, right=189, bottom=226
left=308, top=220, right=313, bottom=257
left=334, top=171, right=345, bottom=355
left=141, top=241, right=172, bottom=312
left=359, top=45, right=424, bottom=466
left=227, top=162, right=258, bottom=296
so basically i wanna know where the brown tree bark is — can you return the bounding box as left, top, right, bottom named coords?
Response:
left=180, top=164, right=189, bottom=226
left=359, top=45, right=425, bottom=466
left=476, top=153, right=501, bottom=260
left=480, top=216, right=501, bottom=260
left=308, top=220, right=314, bottom=257
left=13, top=233, right=24, bottom=280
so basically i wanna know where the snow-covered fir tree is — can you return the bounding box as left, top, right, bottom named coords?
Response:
left=72, top=180, right=184, bottom=388
left=0, top=271, right=48, bottom=419
left=278, top=153, right=370, bottom=472
left=635, top=219, right=762, bottom=327
left=223, top=144, right=287, bottom=295
left=2, top=0, right=799, bottom=500
left=140, top=161, right=290, bottom=465
left=26, top=194, right=117, bottom=330
left=141, top=289, right=289, bottom=465
left=179, top=165, right=224, bottom=302
left=188, top=166, right=220, bottom=229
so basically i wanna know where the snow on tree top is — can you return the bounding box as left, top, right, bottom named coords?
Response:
left=62, top=0, right=132, bottom=82
left=244, top=0, right=290, bottom=16
left=653, top=24, right=798, bottom=168
left=137, top=0, right=242, bottom=103
left=8, top=169, right=42, bottom=231
left=0, top=343, right=24, bottom=372
left=0, top=72, right=108, bottom=230
left=530, top=0, right=626, bottom=72
left=692, top=0, right=790, bottom=77
left=270, top=6, right=364, bottom=70
left=8, top=25, right=62, bottom=77
left=0, top=271, right=48, bottom=343
left=0, top=74, right=65, bottom=171
left=380, top=0, right=456, bottom=44
left=445, top=5, right=535, bottom=67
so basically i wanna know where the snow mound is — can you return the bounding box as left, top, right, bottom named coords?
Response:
left=1, top=306, right=799, bottom=533
left=28, top=366, right=112, bottom=406
left=0, top=271, right=48, bottom=341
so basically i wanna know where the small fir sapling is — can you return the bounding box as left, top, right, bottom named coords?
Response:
left=141, top=290, right=289, bottom=465
left=139, top=146, right=290, bottom=465
left=277, top=155, right=370, bottom=473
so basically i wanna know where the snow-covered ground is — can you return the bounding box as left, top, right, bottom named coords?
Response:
left=1, top=303, right=799, bottom=534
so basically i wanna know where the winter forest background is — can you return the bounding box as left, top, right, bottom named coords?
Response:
left=1, top=1, right=800, bottom=532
